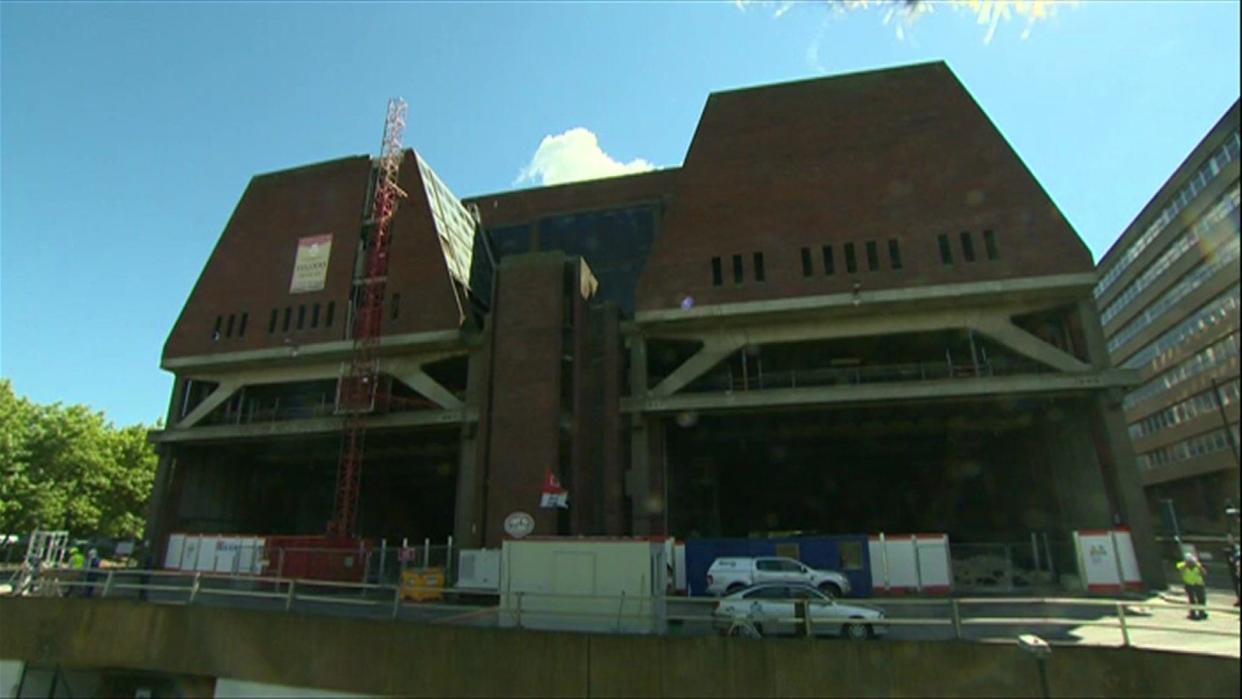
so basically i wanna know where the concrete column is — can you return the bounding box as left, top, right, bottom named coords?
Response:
left=145, top=450, right=179, bottom=562
left=1043, top=403, right=1113, bottom=528
left=146, top=376, right=190, bottom=561
left=453, top=348, right=488, bottom=549
left=627, top=335, right=651, bottom=534
left=1076, top=299, right=1166, bottom=588
left=479, top=254, right=566, bottom=545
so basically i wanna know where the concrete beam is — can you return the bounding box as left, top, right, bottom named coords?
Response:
left=162, top=328, right=468, bottom=373
left=176, top=381, right=239, bottom=428
left=633, top=273, right=1096, bottom=329
left=622, top=370, right=1138, bottom=414
left=183, top=362, right=341, bottom=386
left=152, top=408, right=474, bottom=444
left=973, top=318, right=1091, bottom=373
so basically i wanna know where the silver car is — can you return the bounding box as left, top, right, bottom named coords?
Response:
left=713, top=582, right=886, bottom=640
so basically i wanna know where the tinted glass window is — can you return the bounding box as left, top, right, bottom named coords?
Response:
left=866, top=241, right=879, bottom=271
left=712, top=257, right=723, bottom=286
left=801, top=247, right=813, bottom=277
left=960, top=231, right=976, bottom=262
left=488, top=225, right=533, bottom=259
left=888, top=239, right=903, bottom=269
left=938, top=234, right=953, bottom=264
left=756, top=559, right=780, bottom=571
left=822, top=245, right=835, bottom=275
left=844, top=243, right=857, bottom=273
left=983, top=230, right=999, bottom=260
left=534, top=204, right=658, bottom=313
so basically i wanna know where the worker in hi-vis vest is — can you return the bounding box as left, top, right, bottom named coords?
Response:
left=67, top=546, right=86, bottom=597
left=1176, top=551, right=1209, bottom=621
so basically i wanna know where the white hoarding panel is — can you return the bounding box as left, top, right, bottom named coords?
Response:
left=195, top=537, right=219, bottom=572
left=885, top=538, right=918, bottom=589
left=214, top=537, right=240, bottom=574
left=674, top=542, right=687, bottom=594
left=164, top=534, right=186, bottom=570
left=499, top=538, right=668, bottom=634
left=180, top=536, right=201, bottom=571
left=870, top=534, right=952, bottom=594
left=238, top=538, right=264, bottom=575
left=1074, top=529, right=1142, bottom=592
left=1116, top=530, right=1141, bottom=586
left=914, top=536, right=952, bottom=593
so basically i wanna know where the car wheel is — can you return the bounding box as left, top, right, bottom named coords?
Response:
left=818, top=583, right=842, bottom=599
left=844, top=619, right=871, bottom=641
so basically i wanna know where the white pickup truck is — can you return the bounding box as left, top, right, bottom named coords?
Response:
left=705, top=556, right=852, bottom=597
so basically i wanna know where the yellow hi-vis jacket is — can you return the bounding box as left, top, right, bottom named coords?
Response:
left=1177, top=560, right=1205, bottom=586
left=69, top=552, right=86, bottom=569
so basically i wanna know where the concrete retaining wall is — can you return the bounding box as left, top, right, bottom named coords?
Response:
left=1, top=598, right=1235, bottom=697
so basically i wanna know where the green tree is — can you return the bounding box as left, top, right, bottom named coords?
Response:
left=0, top=380, right=157, bottom=539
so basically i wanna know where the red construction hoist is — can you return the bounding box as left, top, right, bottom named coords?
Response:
left=328, top=98, right=409, bottom=537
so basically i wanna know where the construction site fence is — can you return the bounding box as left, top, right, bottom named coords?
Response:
left=5, top=568, right=1237, bottom=650
left=950, top=539, right=1082, bottom=593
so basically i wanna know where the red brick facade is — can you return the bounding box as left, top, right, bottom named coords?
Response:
left=636, top=62, right=1094, bottom=311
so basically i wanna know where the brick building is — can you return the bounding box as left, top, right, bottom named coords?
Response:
left=1096, top=100, right=1240, bottom=536
left=148, top=62, right=1164, bottom=585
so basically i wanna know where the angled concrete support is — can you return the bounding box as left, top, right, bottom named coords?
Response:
left=391, top=368, right=465, bottom=410
left=177, top=381, right=240, bottom=428
left=386, top=353, right=467, bottom=410
left=648, top=339, right=743, bottom=398
left=974, top=318, right=1091, bottom=373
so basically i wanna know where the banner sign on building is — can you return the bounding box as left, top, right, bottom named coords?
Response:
left=540, top=470, right=569, bottom=509
left=289, top=234, right=333, bottom=293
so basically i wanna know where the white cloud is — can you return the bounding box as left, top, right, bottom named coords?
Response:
left=515, top=128, right=655, bottom=187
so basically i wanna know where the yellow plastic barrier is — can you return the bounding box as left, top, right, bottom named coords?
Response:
left=400, top=568, right=445, bottom=602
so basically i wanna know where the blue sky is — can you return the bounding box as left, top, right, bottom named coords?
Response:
left=2, top=1, right=1239, bottom=427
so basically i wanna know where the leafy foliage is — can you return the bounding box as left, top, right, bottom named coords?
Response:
left=0, top=380, right=158, bottom=539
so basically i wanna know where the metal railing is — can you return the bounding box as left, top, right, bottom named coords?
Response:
left=660, top=356, right=1052, bottom=395
left=5, top=568, right=1237, bottom=652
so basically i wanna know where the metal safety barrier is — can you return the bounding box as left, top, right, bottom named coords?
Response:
left=6, top=568, right=1238, bottom=651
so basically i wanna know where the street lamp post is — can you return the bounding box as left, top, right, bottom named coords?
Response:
left=1018, top=634, right=1052, bottom=699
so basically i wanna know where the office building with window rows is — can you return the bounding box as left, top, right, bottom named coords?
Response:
left=1096, top=100, right=1241, bottom=535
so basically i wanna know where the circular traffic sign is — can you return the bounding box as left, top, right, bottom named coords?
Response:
left=504, top=511, right=535, bottom=539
